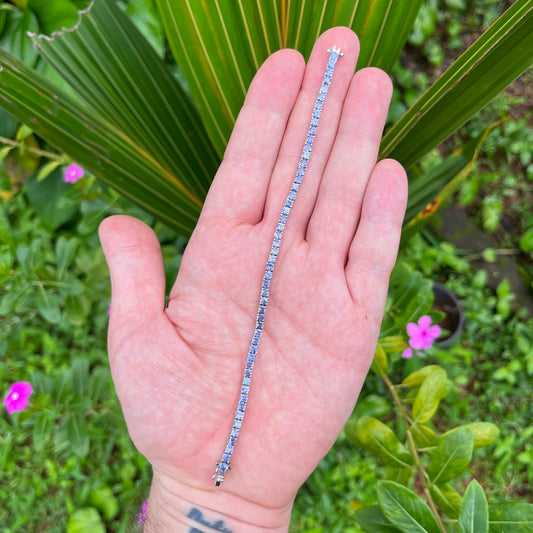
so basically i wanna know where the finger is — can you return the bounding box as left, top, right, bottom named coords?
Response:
left=346, top=159, right=407, bottom=316
left=200, top=49, right=305, bottom=225
left=263, top=27, right=360, bottom=239
left=306, top=68, right=393, bottom=261
left=99, top=215, right=166, bottom=332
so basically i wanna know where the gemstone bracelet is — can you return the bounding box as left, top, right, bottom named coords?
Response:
left=213, top=46, right=344, bottom=486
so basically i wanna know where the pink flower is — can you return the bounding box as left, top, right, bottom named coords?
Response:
left=63, top=164, right=84, bottom=183
left=3, top=382, right=33, bottom=414
left=402, top=348, right=413, bottom=359
left=138, top=499, right=148, bottom=525
left=407, top=315, right=441, bottom=350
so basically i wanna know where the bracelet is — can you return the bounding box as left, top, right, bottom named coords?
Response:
left=213, top=46, right=344, bottom=486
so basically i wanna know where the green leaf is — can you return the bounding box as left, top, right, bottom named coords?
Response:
left=25, top=168, right=78, bottom=230
left=412, top=367, right=448, bottom=424
left=441, top=423, right=499, bottom=448
left=489, top=502, right=533, bottom=532
left=371, top=343, right=389, bottom=375
left=354, top=394, right=392, bottom=419
left=428, top=427, right=474, bottom=485
left=382, top=0, right=533, bottom=169
left=411, top=424, right=437, bottom=448
left=65, top=293, right=89, bottom=326
left=346, top=416, right=413, bottom=468
left=55, top=236, right=78, bottom=279
left=157, top=0, right=424, bottom=157
left=67, top=415, right=90, bottom=457
left=71, top=357, right=89, bottom=397
left=0, top=0, right=216, bottom=236
left=429, top=483, right=462, bottom=519
left=0, top=5, right=39, bottom=65
left=33, top=411, right=52, bottom=451
left=355, top=505, right=402, bottom=532
left=459, top=480, right=488, bottom=533
left=402, top=366, right=442, bottom=388
left=66, top=507, right=105, bottom=533
left=90, top=485, right=119, bottom=520
left=37, top=291, right=61, bottom=324
left=519, top=227, right=533, bottom=254
left=376, top=481, right=441, bottom=533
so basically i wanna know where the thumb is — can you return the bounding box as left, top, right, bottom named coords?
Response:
left=99, top=215, right=166, bottom=331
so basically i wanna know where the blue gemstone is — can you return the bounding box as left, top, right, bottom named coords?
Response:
left=250, top=345, right=257, bottom=355
left=291, top=184, right=299, bottom=193
left=330, top=51, right=338, bottom=60
left=241, top=384, right=250, bottom=393
left=295, top=175, right=303, bottom=184
left=262, top=280, right=270, bottom=289
left=285, top=199, right=294, bottom=208
left=267, top=260, right=275, bottom=270
left=240, top=394, right=247, bottom=403
left=264, top=271, right=272, bottom=280
left=238, top=401, right=246, bottom=411
left=313, top=109, right=321, bottom=119
left=234, top=419, right=241, bottom=428
left=282, top=207, right=290, bottom=216
left=246, top=360, right=253, bottom=369
left=311, top=117, right=319, bottom=126
left=243, top=377, right=251, bottom=386
left=223, top=453, right=231, bottom=462
left=244, top=370, right=252, bottom=378
left=230, top=436, right=237, bottom=446
left=289, top=191, right=297, bottom=200
left=310, top=126, right=317, bottom=135
left=219, top=463, right=228, bottom=473
left=300, top=159, right=308, bottom=168
left=225, top=445, right=233, bottom=454
left=235, top=411, right=243, bottom=420
left=231, top=428, right=239, bottom=438
left=316, top=101, right=323, bottom=110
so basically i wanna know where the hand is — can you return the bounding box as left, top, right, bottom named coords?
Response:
left=99, top=27, right=407, bottom=532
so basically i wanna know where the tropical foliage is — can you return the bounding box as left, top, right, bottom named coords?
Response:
left=0, top=0, right=532, bottom=236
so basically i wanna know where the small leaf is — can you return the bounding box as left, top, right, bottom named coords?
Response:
left=55, top=236, right=78, bottom=278
left=412, top=367, right=448, bottom=423
left=66, top=508, right=105, bottom=533
left=33, top=412, right=52, bottom=451
left=37, top=291, right=61, bottom=324
left=371, top=343, right=389, bottom=375
left=459, top=479, right=488, bottom=533
left=519, top=227, right=533, bottom=254
left=402, top=366, right=442, bottom=388
left=428, top=427, right=474, bottom=485
left=490, top=502, right=533, bottom=532
left=71, top=358, right=89, bottom=397
left=411, top=424, right=437, bottom=448
left=67, top=416, right=90, bottom=457
left=354, top=394, right=392, bottom=419
left=355, top=505, right=402, bottom=532
left=36, top=159, right=62, bottom=182
left=377, top=481, right=441, bottom=533
left=65, top=294, right=89, bottom=326
left=90, top=485, right=119, bottom=520
left=430, top=483, right=462, bottom=519
left=441, top=422, right=499, bottom=448
left=346, top=416, right=414, bottom=468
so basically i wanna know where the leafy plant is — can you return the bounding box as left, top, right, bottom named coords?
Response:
left=345, top=261, right=533, bottom=532
left=0, top=0, right=532, bottom=236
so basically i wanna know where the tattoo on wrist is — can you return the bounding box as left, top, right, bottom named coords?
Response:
left=187, top=508, right=233, bottom=533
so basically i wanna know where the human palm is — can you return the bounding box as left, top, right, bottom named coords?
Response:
left=99, top=27, right=407, bottom=515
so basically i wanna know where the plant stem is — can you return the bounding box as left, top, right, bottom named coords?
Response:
left=0, top=136, right=63, bottom=160
left=382, top=373, right=447, bottom=533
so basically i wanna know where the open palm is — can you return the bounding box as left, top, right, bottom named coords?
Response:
left=99, top=27, right=407, bottom=518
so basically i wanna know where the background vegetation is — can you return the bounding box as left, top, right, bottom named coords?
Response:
left=1, top=0, right=532, bottom=531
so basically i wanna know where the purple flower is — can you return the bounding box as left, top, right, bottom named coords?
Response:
left=63, top=164, right=84, bottom=183
left=402, top=316, right=441, bottom=359
left=138, top=499, right=148, bottom=525
left=407, top=315, right=441, bottom=350
left=3, top=382, right=33, bottom=414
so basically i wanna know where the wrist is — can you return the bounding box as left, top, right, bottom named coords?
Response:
left=144, top=468, right=293, bottom=532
